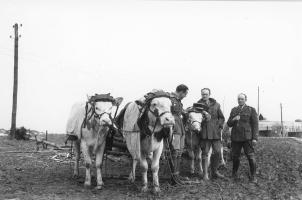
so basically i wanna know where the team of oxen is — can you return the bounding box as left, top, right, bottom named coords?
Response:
left=66, top=91, right=225, bottom=193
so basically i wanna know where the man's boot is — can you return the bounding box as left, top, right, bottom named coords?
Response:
left=248, top=158, right=257, bottom=183
left=232, top=158, right=240, bottom=181
left=173, top=155, right=179, bottom=175
left=176, top=156, right=189, bottom=181
left=211, top=153, right=225, bottom=179
left=202, top=157, right=209, bottom=181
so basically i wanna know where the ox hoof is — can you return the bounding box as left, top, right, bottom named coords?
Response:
left=203, top=175, right=209, bottom=181
left=152, top=186, right=161, bottom=194
left=197, top=171, right=203, bottom=177
left=95, top=185, right=103, bottom=190
left=84, top=182, right=92, bottom=189
left=73, top=174, right=79, bottom=179
left=141, top=185, right=148, bottom=193
left=128, top=176, right=135, bottom=183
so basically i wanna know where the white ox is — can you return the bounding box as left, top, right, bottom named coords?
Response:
left=122, top=95, right=175, bottom=194
left=66, top=96, right=122, bottom=189
left=185, top=110, right=226, bottom=179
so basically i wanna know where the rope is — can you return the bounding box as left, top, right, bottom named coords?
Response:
left=163, top=138, right=185, bottom=186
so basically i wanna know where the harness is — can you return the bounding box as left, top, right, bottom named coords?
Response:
left=184, top=106, right=204, bottom=151
left=188, top=119, right=202, bottom=128
left=81, top=93, right=117, bottom=138
left=137, top=91, right=173, bottom=141
left=186, top=106, right=204, bottom=129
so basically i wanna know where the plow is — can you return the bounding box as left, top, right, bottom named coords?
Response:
left=31, top=129, right=202, bottom=186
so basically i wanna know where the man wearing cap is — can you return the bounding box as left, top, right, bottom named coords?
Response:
left=169, top=84, right=189, bottom=180
left=197, top=88, right=225, bottom=180
left=227, top=93, right=258, bottom=183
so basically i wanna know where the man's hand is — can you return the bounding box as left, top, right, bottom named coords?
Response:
left=252, top=139, right=257, bottom=146
left=202, top=111, right=211, bottom=121
left=232, top=115, right=240, bottom=121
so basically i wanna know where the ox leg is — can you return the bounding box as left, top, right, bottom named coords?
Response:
left=221, top=146, right=226, bottom=167
left=73, top=140, right=80, bottom=178
left=95, top=144, right=106, bottom=190
left=196, top=148, right=203, bottom=176
left=151, top=143, right=163, bottom=194
left=208, top=146, right=212, bottom=168
left=81, top=142, right=92, bottom=188
left=188, top=149, right=195, bottom=175
left=140, top=156, right=148, bottom=192
left=128, top=159, right=138, bottom=183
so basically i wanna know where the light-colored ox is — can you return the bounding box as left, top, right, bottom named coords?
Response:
left=122, top=95, right=175, bottom=194
left=66, top=96, right=123, bottom=189
left=185, top=110, right=226, bottom=179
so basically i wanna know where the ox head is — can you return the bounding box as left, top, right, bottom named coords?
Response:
left=88, top=95, right=123, bottom=129
left=187, top=108, right=204, bottom=132
left=148, top=97, right=175, bottom=128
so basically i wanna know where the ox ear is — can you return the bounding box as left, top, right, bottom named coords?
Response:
left=114, top=97, right=123, bottom=106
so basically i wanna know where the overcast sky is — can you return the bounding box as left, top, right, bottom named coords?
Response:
left=0, top=0, right=301, bottom=133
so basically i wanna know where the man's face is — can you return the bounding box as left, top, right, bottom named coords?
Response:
left=178, top=91, right=188, bottom=100
left=201, top=89, right=210, bottom=101
left=237, top=94, right=247, bottom=106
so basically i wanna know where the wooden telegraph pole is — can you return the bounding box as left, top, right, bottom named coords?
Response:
left=9, top=23, right=21, bottom=139
left=280, top=103, right=284, bottom=137
left=257, top=86, right=260, bottom=116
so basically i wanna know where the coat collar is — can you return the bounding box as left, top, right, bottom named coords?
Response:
left=171, top=92, right=180, bottom=100
left=198, top=98, right=216, bottom=106
left=236, top=104, right=248, bottom=112
left=237, top=104, right=247, bottom=109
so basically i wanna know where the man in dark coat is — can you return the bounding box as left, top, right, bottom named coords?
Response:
left=227, top=93, right=258, bottom=182
left=198, top=88, right=225, bottom=180
left=169, top=84, right=188, bottom=178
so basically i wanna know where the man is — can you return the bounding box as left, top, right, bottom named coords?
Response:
left=227, top=93, right=258, bottom=183
left=169, top=84, right=189, bottom=179
left=198, top=88, right=225, bottom=180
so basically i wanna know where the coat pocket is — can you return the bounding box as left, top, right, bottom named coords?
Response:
left=232, top=126, right=245, bottom=141
left=244, top=126, right=252, bottom=139
left=240, top=113, right=250, bottom=123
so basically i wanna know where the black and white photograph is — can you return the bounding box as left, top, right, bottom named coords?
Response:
left=0, top=0, right=302, bottom=199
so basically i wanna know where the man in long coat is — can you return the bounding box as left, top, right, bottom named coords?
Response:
left=197, top=88, right=225, bottom=180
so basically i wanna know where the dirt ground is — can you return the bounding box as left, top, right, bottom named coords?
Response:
left=0, top=135, right=302, bottom=200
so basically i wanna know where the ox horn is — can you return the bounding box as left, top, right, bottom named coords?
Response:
left=114, top=97, right=124, bottom=106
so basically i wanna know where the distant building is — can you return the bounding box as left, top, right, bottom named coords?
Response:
left=259, top=121, right=302, bottom=137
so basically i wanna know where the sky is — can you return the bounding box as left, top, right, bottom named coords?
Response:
left=0, top=0, right=301, bottom=133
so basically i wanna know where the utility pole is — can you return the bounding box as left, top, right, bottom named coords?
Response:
left=280, top=103, right=284, bottom=137
left=257, top=86, right=260, bottom=116
left=222, top=96, right=225, bottom=115
left=9, top=23, right=21, bottom=139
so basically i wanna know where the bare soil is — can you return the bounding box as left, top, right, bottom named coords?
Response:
left=0, top=135, right=302, bottom=200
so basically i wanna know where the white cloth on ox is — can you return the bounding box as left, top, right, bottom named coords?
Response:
left=122, top=102, right=142, bottom=160
left=66, top=102, right=87, bottom=138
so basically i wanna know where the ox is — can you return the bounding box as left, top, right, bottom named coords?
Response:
left=119, top=91, right=175, bottom=194
left=185, top=108, right=226, bottom=180
left=66, top=94, right=123, bottom=189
